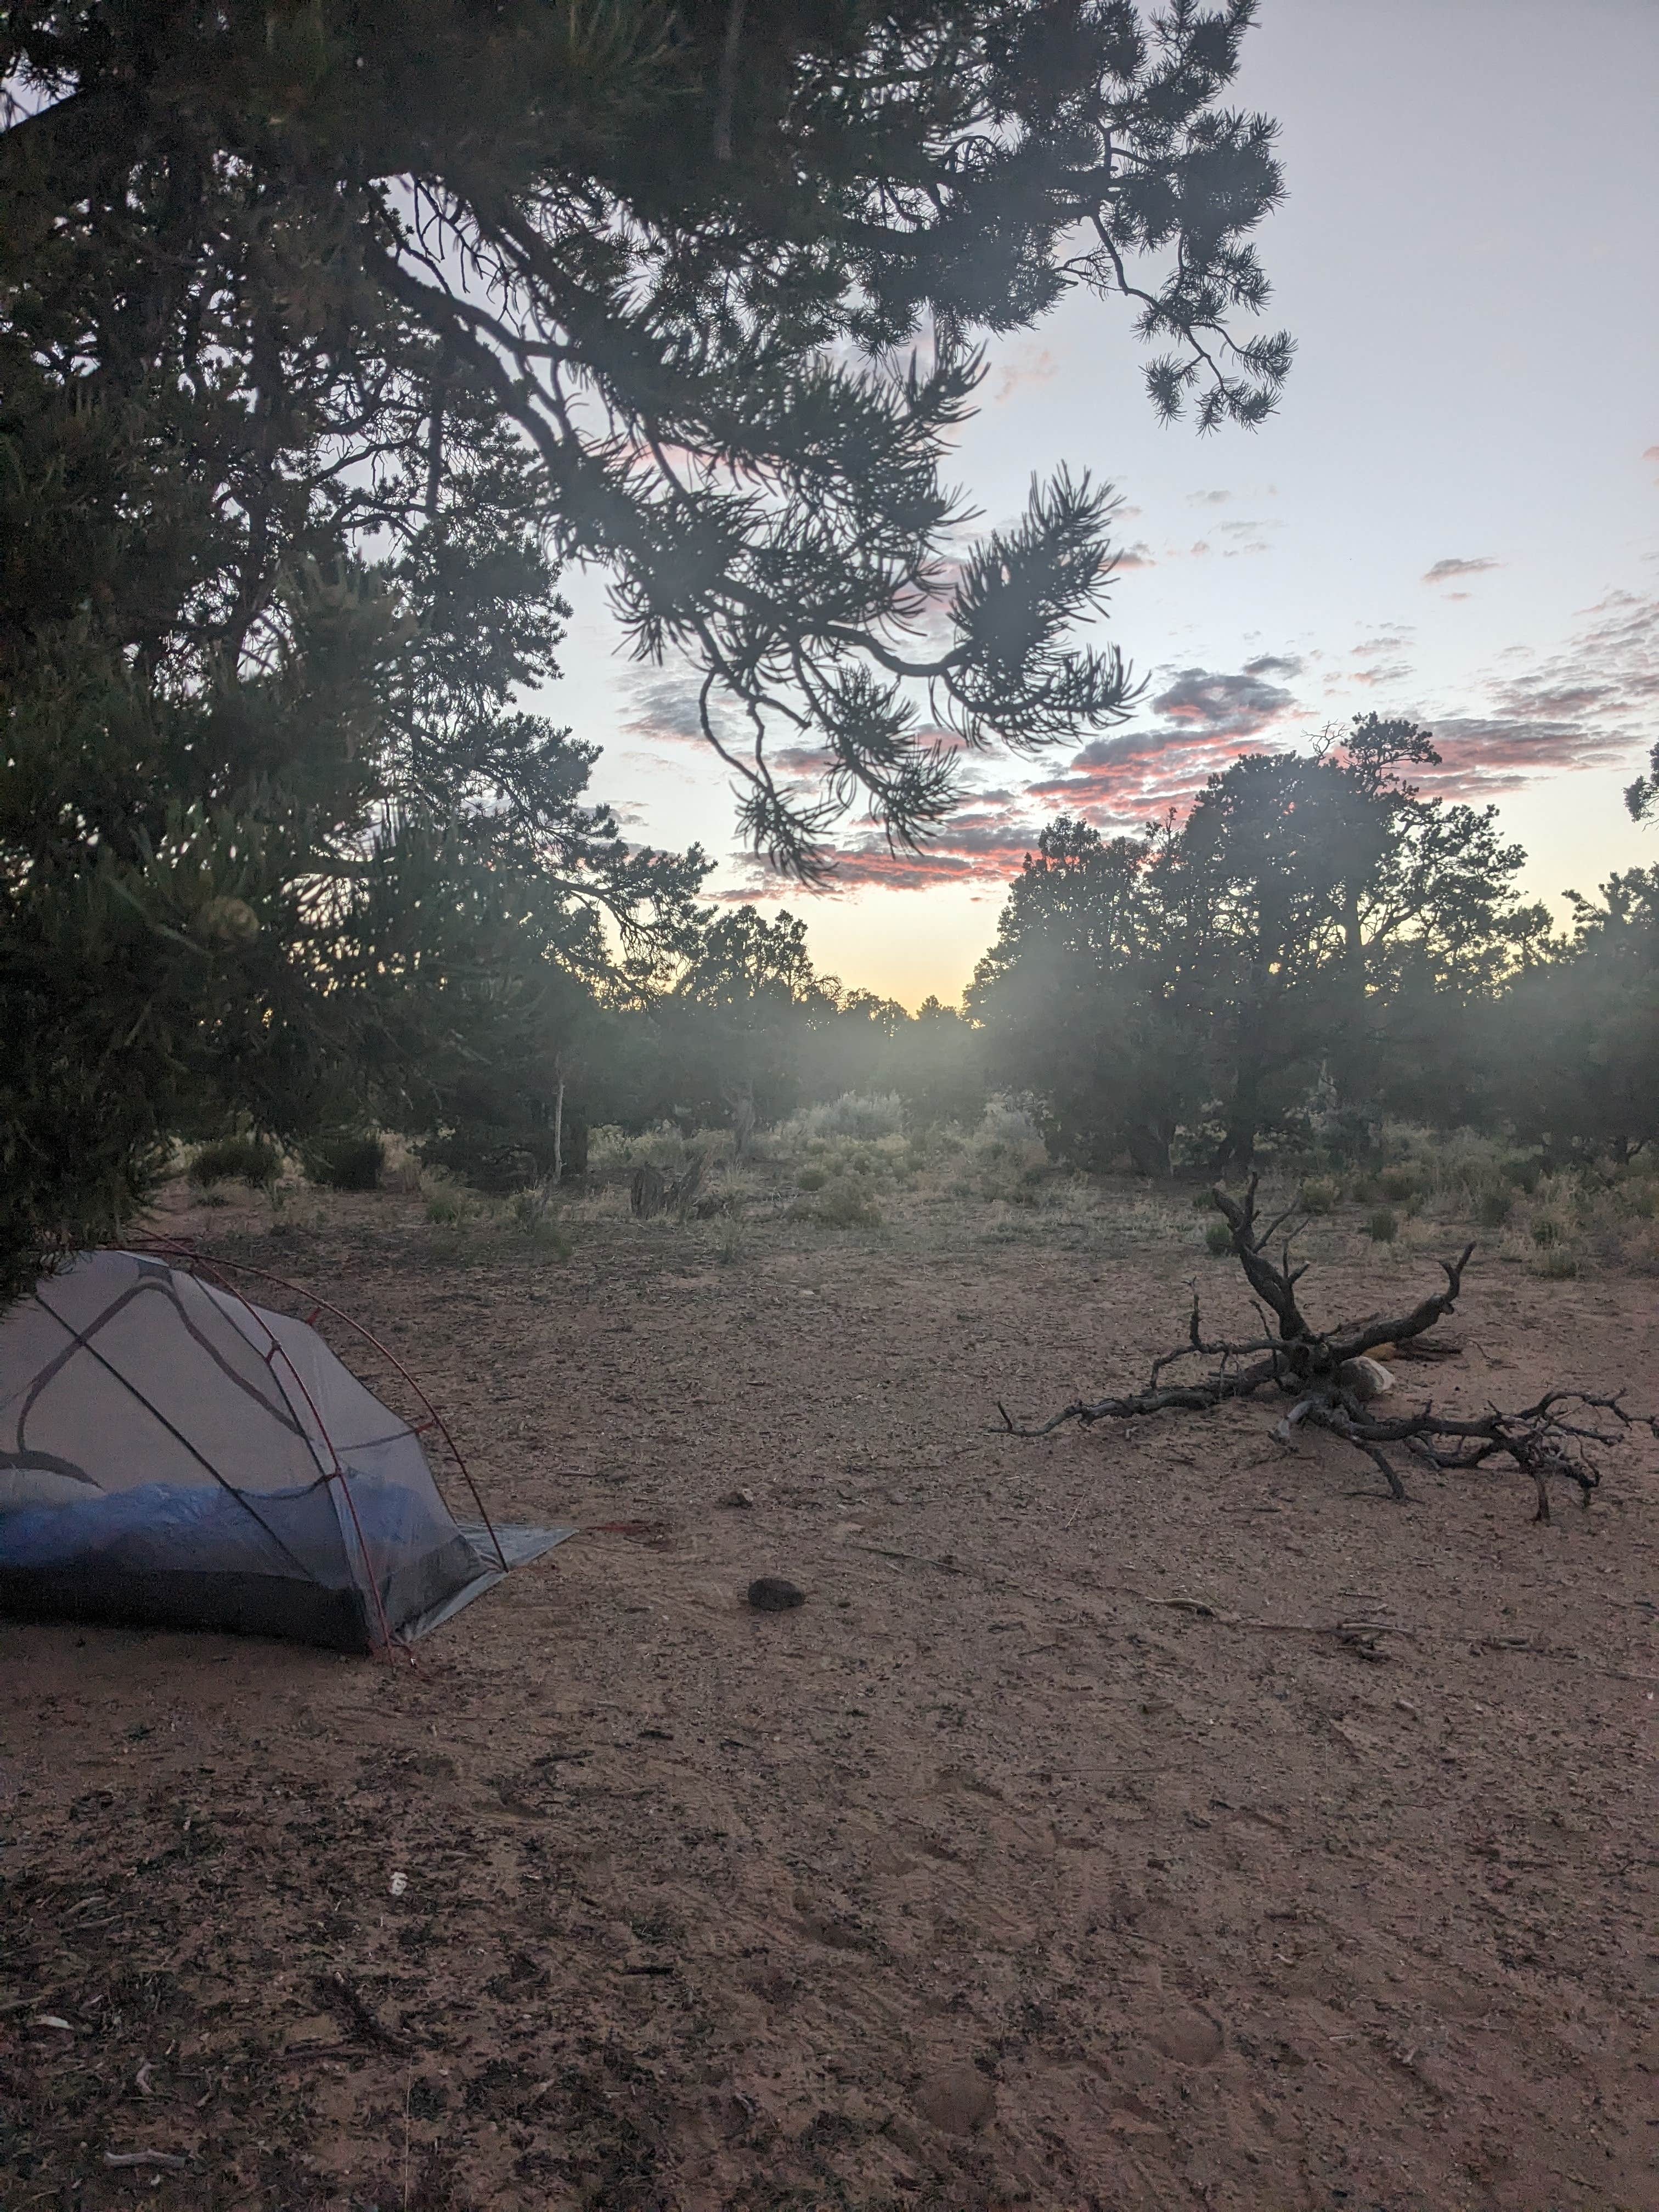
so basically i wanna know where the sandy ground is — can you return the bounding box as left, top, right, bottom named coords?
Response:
left=2, top=1184, right=1656, bottom=2211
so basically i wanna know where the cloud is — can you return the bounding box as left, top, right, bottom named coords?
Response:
left=1188, top=489, right=1232, bottom=506
left=1423, top=556, right=1502, bottom=584
left=1113, top=540, right=1156, bottom=571
left=730, top=655, right=1303, bottom=891
left=1408, top=587, right=1658, bottom=795
left=1644, top=444, right=1659, bottom=464
left=991, top=345, right=1058, bottom=404
left=1414, top=717, right=1639, bottom=799
left=620, top=668, right=715, bottom=750
left=1148, top=663, right=1299, bottom=736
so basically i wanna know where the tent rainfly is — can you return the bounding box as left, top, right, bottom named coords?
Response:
left=0, top=1250, right=543, bottom=1651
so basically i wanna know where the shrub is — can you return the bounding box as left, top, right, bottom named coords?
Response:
left=1531, top=1216, right=1560, bottom=1247
left=507, top=1183, right=571, bottom=1254
left=1378, top=1166, right=1418, bottom=1203
left=304, top=1132, right=385, bottom=1191
left=1476, top=1188, right=1512, bottom=1228
left=776, top=1092, right=904, bottom=1144
left=1205, top=1220, right=1234, bottom=1256
left=189, top=1135, right=280, bottom=1189
left=1535, top=1244, right=1579, bottom=1278
left=797, top=1165, right=830, bottom=1192
left=788, top=1180, right=882, bottom=1229
left=1298, top=1175, right=1339, bottom=1215
left=1366, top=1207, right=1398, bottom=1243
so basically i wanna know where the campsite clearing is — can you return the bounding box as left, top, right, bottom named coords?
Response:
left=2, top=1181, right=1656, bottom=2210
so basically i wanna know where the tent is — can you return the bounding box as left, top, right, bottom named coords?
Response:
left=0, top=1249, right=562, bottom=1652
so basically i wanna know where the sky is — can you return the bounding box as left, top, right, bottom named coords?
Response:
left=539, top=0, right=1659, bottom=1008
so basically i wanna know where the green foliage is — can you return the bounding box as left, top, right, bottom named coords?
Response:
left=303, top=1134, right=386, bottom=1193
left=788, top=1180, right=883, bottom=1231
left=2, top=0, right=1289, bottom=876
left=189, top=1137, right=281, bottom=1190
left=1205, top=1220, right=1235, bottom=1256
left=507, top=1184, right=571, bottom=1255
left=1366, top=1207, right=1398, bottom=1244
left=2, top=0, right=1297, bottom=1291
left=1298, top=1176, right=1339, bottom=1215
left=1487, top=869, right=1659, bottom=1163
left=970, top=716, right=1543, bottom=1176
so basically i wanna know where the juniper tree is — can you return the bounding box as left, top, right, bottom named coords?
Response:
left=970, top=722, right=1542, bottom=1175
left=2, top=0, right=1290, bottom=868
left=1, top=2, right=1290, bottom=1287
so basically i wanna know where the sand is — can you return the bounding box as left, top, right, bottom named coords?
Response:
left=2, top=1189, right=1655, bottom=2209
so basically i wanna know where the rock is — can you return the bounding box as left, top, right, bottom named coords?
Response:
left=1337, top=1355, right=1394, bottom=1402
left=916, top=2063, right=996, bottom=2135
left=747, top=1576, right=805, bottom=1612
left=719, top=1487, right=757, bottom=1509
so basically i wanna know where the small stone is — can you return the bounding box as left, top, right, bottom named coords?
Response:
left=719, top=1487, right=757, bottom=1509
left=747, top=1576, right=805, bottom=1612
left=916, top=2063, right=996, bottom=2135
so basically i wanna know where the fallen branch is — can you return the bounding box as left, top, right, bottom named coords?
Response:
left=1000, top=1175, right=1657, bottom=1514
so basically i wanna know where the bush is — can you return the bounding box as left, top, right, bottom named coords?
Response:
left=303, top=1132, right=385, bottom=1191
left=1535, top=1244, right=1579, bottom=1278
left=797, top=1165, right=830, bottom=1192
left=507, top=1183, right=571, bottom=1254
left=788, top=1180, right=882, bottom=1229
left=1476, top=1188, right=1511, bottom=1228
left=1299, top=1175, right=1339, bottom=1215
left=189, top=1134, right=280, bottom=1189
left=1378, top=1166, right=1418, bottom=1203
left=777, top=1092, right=905, bottom=1144
left=1366, top=1207, right=1398, bottom=1243
left=1205, top=1220, right=1234, bottom=1256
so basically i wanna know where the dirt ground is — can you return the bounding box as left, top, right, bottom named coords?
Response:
left=2, top=1181, right=1656, bottom=2211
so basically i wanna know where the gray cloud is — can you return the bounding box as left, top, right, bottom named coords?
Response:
left=1424, top=556, right=1502, bottom=584
left=1148, top=663, right=1299, bottom=736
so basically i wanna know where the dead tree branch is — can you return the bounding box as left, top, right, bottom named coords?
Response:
left=1000, top=1177, right=1656, bottom=1514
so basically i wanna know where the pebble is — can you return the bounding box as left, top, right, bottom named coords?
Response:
left=747, top=1576, right=805, bottom=1612
left=719, top=1487, right=757, bottom=1509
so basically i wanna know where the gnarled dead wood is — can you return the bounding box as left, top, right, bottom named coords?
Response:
left=1000, top=1175, right=1656, bottom=1515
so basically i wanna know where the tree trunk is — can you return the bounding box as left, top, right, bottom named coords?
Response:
left=552, top=1076, right=565, bottom=1183
left=1125, top=1124, right=1173, bottom=1178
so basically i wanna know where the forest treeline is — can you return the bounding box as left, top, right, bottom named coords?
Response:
left=512, top=711, right=1659, bottom=1190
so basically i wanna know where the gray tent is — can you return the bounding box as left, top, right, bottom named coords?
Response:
left=0, top=1250, right=554, bottom=1651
